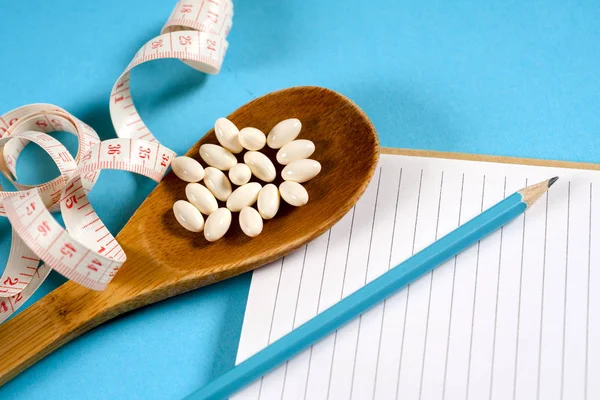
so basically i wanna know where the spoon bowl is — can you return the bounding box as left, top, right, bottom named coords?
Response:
left=0, top=86, right=379, bottom=385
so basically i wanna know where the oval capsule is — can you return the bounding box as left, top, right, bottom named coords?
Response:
left=173, top=200, right=204, bottom=232
left=239, top=207, right=263, bottom=238
left=214, top=118, right=243, bottom=154
left=185, top=183, right=218, bottom=215
left=281, top=159, right=321, bottom=183
left=276, top=139, right=315, bottom=165
left=257, top=184, right=280, bottom=220
left=203, top=167, right=232, bottom=201
left=226, top=182, right=262, bottom=212
left=267, top=118, right=302, bottom=149
left=204, top=208, right=232, bottom=242
left=171, top=156, right=204, bottom=182
left=239, top=127, right=266, bottom=151
left=228, top=163, right=252, bottom=186
left=244, top=151, right=276, bottom=182
left=279, top=181, right=309, bottom=207
left=199, top=144, right=237, bottom=171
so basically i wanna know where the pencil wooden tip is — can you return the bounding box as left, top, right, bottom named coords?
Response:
left=520, top=177, right=557, bottom=207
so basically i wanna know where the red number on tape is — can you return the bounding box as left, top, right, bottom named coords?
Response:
left=207, top=10, right=218, bottom=23
left=138, top=146, right=151, bottom=159
left=26, top=202, right=35, bottom=216
left=179, top=35, right=192, bottom=46
left=181, top=4, right=192, bottom=12
left=83, top=171, right=95, bottom=182
left=107, top=143, right=121, bottom=155
left=65, top=195, right=78, bottom=209
left=3, top=277, right=18, bottom=286
left=160, top=153, right=170, bottom=167
left=38, top=221, right=51, bottom=236
left=207, top=39, right=217, bottom=51
left=0, top=302, right=8, bottom=313
left=87, top=259, right=102, bottom=272
left=152, top=39, right=163, bottom=49
left=36, top=120, right=48, bottom=128
left=60, top=243, right=76, bottom=257
left=14, top=293, right=23, bottom=303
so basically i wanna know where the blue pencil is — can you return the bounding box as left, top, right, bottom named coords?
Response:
left=185, top=177, right=558, bottom=400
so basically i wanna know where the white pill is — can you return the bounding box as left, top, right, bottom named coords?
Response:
left=267, top=118, right=302, bottom=149
left=228, top=163, right=252, bottom=186
left=257, top=184, right=280, bottom=220
left=244, top=151, right=276, bottom=182
left=173, top=200, right=204, bottom=232
left=185, top=183, right=218, bottom=215
left=226, top=182, right=262, bottom=212
left=279, top=181, right=309, bottom=207
left=214, top=118, right=243, bottom=154
left=276, top=139, right=315, bottom=165
left=203, top=167, right=232, bottom=202
left=171, top=156, right=204, bottom=182
left=239, top=207, right=263, bottom=238
left=239, top=127, right=266, bottom=151
left=199, top=144, right=237, bottom=171
left=204, top=208, right=232, bottom=242
left=281, top=159, right=321, bottom=183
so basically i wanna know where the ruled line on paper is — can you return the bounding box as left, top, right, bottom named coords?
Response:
left=324, top=206, right=356, bottom=400
left=535, top=189, right=550, bottom=400
left=348, top=167, right=383, bottom=398
left=396, top=168, right=424, bottom=396
left=418, top=171, right=445, bottom=400
left=280, top=244, right=310, bottom=399
left=560, top=182, right=571, bottom=400
left=585, top=183, right=592, bottom=400
left=257, top=258, right=286, bottom=398
left=512, top=178, right=528, bottom=400
left=465, top=175, right=487, bottom=399
left=233, top=154, right=600, bottom=400
left=372, top=167, right=403, bottom=399
left=442, top=173, right=466, bottom=400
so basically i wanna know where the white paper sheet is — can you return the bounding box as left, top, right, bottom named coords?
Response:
left=233, top=153, right=600, bottom=400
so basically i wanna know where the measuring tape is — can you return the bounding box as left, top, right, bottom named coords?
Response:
left=0, top=0, right=233, bottom=323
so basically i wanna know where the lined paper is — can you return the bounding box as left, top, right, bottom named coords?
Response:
left=233, top=154, right=600, bottom=400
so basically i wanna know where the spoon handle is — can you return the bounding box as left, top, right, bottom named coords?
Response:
left=0, top=281, right=107, bottom=386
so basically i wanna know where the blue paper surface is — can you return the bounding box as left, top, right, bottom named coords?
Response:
left=0, top=0, right=599, bottom=398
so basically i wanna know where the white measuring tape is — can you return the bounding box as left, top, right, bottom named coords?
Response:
left=0, top=0, right=233, bottom=323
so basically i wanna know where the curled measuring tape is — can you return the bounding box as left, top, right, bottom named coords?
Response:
left=0, top=0, right=233, bottom=323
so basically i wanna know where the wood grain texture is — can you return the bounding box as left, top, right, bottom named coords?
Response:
left=0, top=86, right=380, bottom=385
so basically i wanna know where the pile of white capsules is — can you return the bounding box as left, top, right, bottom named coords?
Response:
left=171, top=118, right=321, bottom=241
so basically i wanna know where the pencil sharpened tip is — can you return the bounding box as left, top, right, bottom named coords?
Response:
left=548, top=176, right=559, bottom=188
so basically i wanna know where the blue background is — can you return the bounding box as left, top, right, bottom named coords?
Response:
left=1, top=0, right=599, bottom=398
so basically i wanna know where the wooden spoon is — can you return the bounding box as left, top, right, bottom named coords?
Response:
left=0, top=86, right=379, bottom=385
